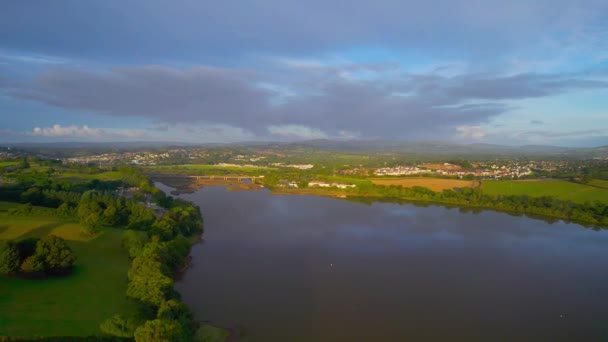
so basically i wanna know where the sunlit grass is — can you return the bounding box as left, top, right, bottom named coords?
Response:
left=482, top=180, right=608, bottom=203
left=0, top=222, right=134, bottom=337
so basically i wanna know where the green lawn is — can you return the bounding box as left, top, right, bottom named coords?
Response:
left=0, top=162, right=19, bottom=167
left=0, top=218, right=134, bottom=337
left=482, top=180, right=608, bottom=204
left=0, top=201, right=19, bottom=212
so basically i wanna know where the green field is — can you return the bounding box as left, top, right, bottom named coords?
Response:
left=0, top=201, right=19, bottom=212
left=56, top=171, right=124, bottom=181
left=0, top=162, right=19, bottom=167
left=482, top=180, right=608, bottom=204
left=0, top=215, right=134, bottom=337
left=589, top=179, right=608, bottom=189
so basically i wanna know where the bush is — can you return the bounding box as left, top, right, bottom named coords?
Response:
left=0, top=241, right=20, bottom=274
left=100, top=314, right=139, bottom=338
left=133, top=319, right=188, bottom=342
left=20, top=255, right=44, bottom=274
left=157, top=299, right=193, bottom=326
left=127, top=250, right=173, bottom=306
left=122, top=230, right=148, bottom=259
left=33, top=235, right=76, bottom=274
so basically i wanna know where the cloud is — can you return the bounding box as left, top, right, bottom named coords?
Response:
left=31, top=124, right=145, bottom=139
left=516, top=129, right=606, bottom=139
left=32, top=124, right=102, bottom=137
left=455, top=126, right=486, bottom=140
left=0, top=52, right=68, bottom=65
left=268, top=124, right=327, bottom=139
left=530, top=120, right=544, bottom=125
left=442, top=73, right=608, bottom=100
left=480, top=127, right=608, bottom=146
left=1, top=0, right=606, bottom=63
left=7, top=66, right=273, bottom=135
left=0, top=129, right=15, bottom=137
left=149, top=124, right=169, bottom=132
left=1, top=63, right=606, bottom=142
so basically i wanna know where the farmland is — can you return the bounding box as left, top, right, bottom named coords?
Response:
left=0, top=213, right=135, bottom=337
left=481, top=180, right=608, bottom=204
left=370, top=177, right=478, bottom=192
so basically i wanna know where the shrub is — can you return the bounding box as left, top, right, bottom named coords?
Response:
left=33, top=235, right=76, bottom=274
left=0, top=241, right=20, bottom=274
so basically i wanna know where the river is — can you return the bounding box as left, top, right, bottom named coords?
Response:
left=157, top=183, right=608, bottom=341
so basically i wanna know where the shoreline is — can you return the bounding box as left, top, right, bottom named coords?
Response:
left=268, top=187, right=607, bottom=229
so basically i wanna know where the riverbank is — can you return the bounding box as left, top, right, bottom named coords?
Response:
left=150, top=170, right=608, bottom=229
left=269, top=185, right=608, bottom=228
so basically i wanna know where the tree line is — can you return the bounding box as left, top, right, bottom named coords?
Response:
left=351, top=184, right=608, bottom=226
left=99, top=202, right=202, bottom=340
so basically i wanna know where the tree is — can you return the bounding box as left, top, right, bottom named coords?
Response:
left=134, top=319, right=188, bottom=342
left=20, top=255, right=44, bottom=273
left=151, top=216, right=178, bottom=241
left=122, top=230, right=148, bottom=259
left=0, top=241, right=20, bottom=274
left=20, top=187, right=43, bottom=205
left=77, top=190, right=105, bottom=234
left=100, top=314, right=139, bottom=338
left=127, top=249, right=173, bottom=306
left=157, top=299, right=193, bottom=323
left=34, top=235, right=76, bottom=274
left=20, top=157, right=30, bottom=169
left=57, top=202, right=75, bottom=219
left=161, top=236, right=191, bottom=272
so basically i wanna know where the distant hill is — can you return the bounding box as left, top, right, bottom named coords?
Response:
left=3, top=139, right=607, bottom=159
left=257, top=139, right=607, bottom=158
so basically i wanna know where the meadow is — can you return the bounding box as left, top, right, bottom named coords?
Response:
left=481, top=179, right=608, bottom=204
left=589, top=179, right=608, bottom=189
left=370, top=177, right=478, bottom=192
left=0, top=212, right=134, bottom=337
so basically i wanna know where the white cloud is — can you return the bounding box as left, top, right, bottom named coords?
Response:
left=31, top=124, right=145, bottom=139
left=32, top=124, right=103, bottom=137
left=455, top=125, right=486, bottom=140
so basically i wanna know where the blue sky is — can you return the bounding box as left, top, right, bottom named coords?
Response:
left=0, top=0, right=607, bottom=146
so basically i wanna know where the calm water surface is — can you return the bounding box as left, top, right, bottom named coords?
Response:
left=163, top=184, right=608, bottom=341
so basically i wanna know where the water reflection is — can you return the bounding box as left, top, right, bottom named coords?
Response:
left=161, top=183, right=608, bottom=341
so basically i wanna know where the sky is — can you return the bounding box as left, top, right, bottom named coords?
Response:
left=0, top=0, right=607, bottom=146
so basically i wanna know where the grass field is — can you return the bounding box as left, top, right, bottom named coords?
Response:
left=370, top=177, right=478, bottom=192
left=0, top=216, right=134, bottom=337
left=482, top=180, right=608, bottom=204
left=589, top=179, right=608, bottom=189
left=56, top=171, right=124, bottom=181
left=0, top=201, right=19, bottom=212
left=0, top=162, right=19, bottom=167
